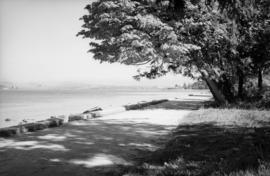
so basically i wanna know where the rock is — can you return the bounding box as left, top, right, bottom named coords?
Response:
left=4, top=118, right=11, bottom=122
left=0, top=127, right=20, bottom=137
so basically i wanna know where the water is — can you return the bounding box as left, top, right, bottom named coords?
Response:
left=0, top=88, right=209, bottom=128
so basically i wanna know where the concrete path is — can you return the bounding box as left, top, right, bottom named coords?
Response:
left=0, top=99, right=206, bottom=176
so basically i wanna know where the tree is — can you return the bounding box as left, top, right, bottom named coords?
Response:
left=152, top=0, right=270, bottom=97
left=77, top=0, right=270, bottom=104
left=250, top=24, right=270, bottom=90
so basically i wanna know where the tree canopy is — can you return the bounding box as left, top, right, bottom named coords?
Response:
left=78, top=0, right=270, bottom=104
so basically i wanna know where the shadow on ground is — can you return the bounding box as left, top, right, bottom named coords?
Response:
left=0, top=99, right=209, bottom=176
left=135, top=123, right=270, bottom=175
left=0, top=119, right=175, bottom=176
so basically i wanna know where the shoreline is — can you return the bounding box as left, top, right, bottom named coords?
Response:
left=0, top=89, right=211, bottom=128
left=0, top=97, right=211, bottom=137
left=0, top=99, right=171, bottom=137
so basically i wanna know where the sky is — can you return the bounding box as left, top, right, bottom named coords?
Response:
left=0, top=0, right=192, bottom=87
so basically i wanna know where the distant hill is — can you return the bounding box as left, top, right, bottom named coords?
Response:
left=0, top=81, right=160, bottom=91
left=0, top=82, right=44, bottom=90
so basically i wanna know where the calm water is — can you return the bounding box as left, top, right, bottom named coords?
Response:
left=0, top=88, right=209, bottom=128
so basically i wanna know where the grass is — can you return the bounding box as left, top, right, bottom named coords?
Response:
left=181, top=108, right=270, bottom=127
left=225, top=162, right=270, bottom=176
left=122, top=108, right=270, bottom=176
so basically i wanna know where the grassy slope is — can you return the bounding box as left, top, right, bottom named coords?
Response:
left=124, top=108, right=270, bottom=176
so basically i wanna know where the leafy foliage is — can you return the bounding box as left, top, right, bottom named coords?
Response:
left=78, top=0, right=270, bottom=103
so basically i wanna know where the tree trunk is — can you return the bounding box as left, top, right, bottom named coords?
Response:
left=203, top=77, right=227, bottom=105
left=237, top=69, right=244, bottom=99
left=258, top=68, right=263, bottom=90
left=238, top=75, right=244, bottom=99
left=200, top=71, right=227, bottom=105
left=219, top=75, right=235, bottom=103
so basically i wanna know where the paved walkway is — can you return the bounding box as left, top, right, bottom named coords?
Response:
left=0, top=99, right=206, bottom=176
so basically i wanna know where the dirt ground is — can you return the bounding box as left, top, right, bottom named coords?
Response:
left=0, top=99, right=206, bottom=176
